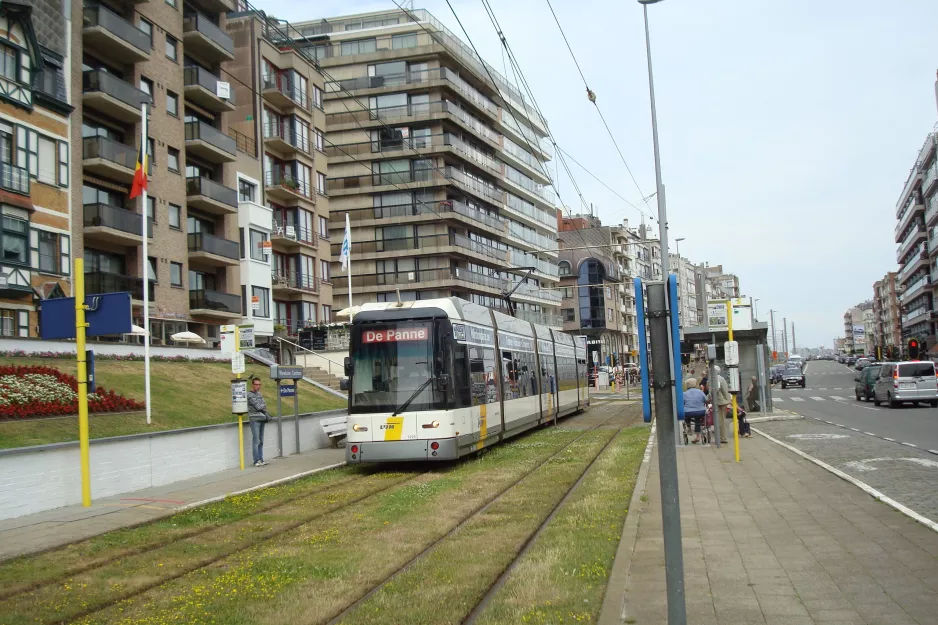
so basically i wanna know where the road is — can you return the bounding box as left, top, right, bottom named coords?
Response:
left=757, top=358, right=938, bottom=522
left=773, top=358, right=938, bottom=451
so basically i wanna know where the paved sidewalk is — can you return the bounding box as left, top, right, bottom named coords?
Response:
left=0, top=447, right=344, bottom=562
left=601, top=433, right=938, bottom=624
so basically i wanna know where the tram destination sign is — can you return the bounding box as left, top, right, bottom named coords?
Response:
left=362, top=328, right=429, bottom=343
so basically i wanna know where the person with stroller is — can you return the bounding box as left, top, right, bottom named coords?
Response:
left=683, top=378, right=708, bottom=444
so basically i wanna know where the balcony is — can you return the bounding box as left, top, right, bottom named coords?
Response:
left=445, top=166, right=506, bottom=206
left=183, top=66, right=235, bottom=113
left=265, top=170, right=314, bottom=203
left=189, top=289, right=241, bottom=318
left=901, top=306, right=929, bottom=327
left=900, top=274, right=930, bottom=304
left=261, top=76, right=309, bottom=110
left=82, top=136, right=138, bottom=183
left=897, top=224, right=927, bottom=262
left=344, top=199, right=507, bottom=238
left=188, top=232, right=239, bottom=267
left=82, top=5, right=150, bottom=63
left=331, top=232, right=509, bottom=264
left=898, top=246, right=928, bottom=283
left=271, top=220, right=317, bottom=249
left=184, top=121, right=236, bottom=163
left=335, top=268, right=504, bottom=295
left=263, top=123, right=312, bottom=158
left=897, top=165, right=923, bottom=217
left=85, top=271, right=153, bottom=302
left=326, top=167, right=444, bottom=196
left=510, top=280, right=562, bottom=305
left=924, top=161, right=938, bottom=197
left=929, top=236, right=938, bottom=257
left=182, top=13, right=234, bottom=63
left=186, top=177, right=238, bottom=215
left=271, top=271, right=319, bottom=294
left=83, top=203, right=152, bottom=246
left=82, top=70, right=152, bottom=123
left=0, top=162, right=29, bottom=196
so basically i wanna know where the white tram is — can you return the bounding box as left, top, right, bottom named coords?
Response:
left=344, top=297, right=589, bottom=463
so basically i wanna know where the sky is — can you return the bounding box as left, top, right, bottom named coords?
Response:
left=258, top=0, right=938, bottom=349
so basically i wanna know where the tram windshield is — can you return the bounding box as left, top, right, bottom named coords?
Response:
left=350, top=323, right=438, bottom=413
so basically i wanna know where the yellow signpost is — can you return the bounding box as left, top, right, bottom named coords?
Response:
left=235, top=325, right=244, bottom=470
left=726, top=301, right=740, bottom=462
left=74, top=259, right=92, bottom=507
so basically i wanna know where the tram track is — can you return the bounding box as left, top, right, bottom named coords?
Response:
left=324, top=410, right=624, bottom=625
left=5, top=471, right=424, bottom=625
left=0, top=471, right=370, bottom=602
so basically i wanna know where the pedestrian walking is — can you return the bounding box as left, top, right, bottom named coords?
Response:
left=699, top=371, right=709, bottom=395
left=247, top=376, right=272, bottom=467
left=712, top=365, right=731, bottom=444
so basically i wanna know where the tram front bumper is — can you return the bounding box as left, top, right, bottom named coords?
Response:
left=346, top=438, right=458, bottom=463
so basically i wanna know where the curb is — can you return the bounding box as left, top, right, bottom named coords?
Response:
left=174, top=461, right=347, bottom=513
left=753, top=427, right=938, bottom=535
left=597, top=420, right=656, bottom=625
left=747, top=414, right=804, bottom=423
left=780, top=414, right=938, bottom=456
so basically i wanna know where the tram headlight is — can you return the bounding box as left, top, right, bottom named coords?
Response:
left=352, top=424, right=368, bottom=432
left=421, top=420, right=440, bottom=429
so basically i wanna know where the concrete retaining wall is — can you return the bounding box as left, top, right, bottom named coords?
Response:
left=0, top=409, right=346, bottom=521
left=0, top=337, right=222, bottom=359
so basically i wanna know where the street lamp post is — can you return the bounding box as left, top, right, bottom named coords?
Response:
left=638, top=3, right=687, bottom=625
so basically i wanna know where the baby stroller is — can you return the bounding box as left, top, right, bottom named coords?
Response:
left=682, top=403, right=715, bottom=445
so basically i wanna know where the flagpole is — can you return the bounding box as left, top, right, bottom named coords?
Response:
left=139, top=103, right=152, bottom=425
left=345, top=213, right=352, bottom=311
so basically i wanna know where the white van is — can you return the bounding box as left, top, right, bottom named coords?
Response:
left=787, top=355, right=805, bottom=370
left=873, top=361, right=938, bottom=408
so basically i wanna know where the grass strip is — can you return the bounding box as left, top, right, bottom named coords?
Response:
left=66, top=427, right=583, bottom=625
left=334, top=428, right=618, bottom=625
left=0, top=465, right=371, bottom=597
left=0, top=471, right=415, bottom=625
left=474, top=426, right=650, bottom=625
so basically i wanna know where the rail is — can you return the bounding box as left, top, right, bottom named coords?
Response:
left=274, top=335, right=347, bottom=381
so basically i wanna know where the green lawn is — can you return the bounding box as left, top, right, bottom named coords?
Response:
left=0, top=357, right=346, bottom=450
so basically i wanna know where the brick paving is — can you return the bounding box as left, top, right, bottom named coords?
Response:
left=601, top=434, right=938, bottom=624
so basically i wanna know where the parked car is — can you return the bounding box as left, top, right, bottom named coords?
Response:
left=781, top=366, right=806, bottom=389
left=855, top=357, right=871, bottom=370
left=872, top=361, right=938, bottom=408
left=854, top=365, right=881, bottom=401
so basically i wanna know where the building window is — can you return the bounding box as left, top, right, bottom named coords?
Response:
left=36, top=136, right=56, bottom=185
left=138, top=18, right=153, bottom=47
left=239, top=179, right=256, bottom=202
left=166, top=91, right=178, bottom=116
left=147, top=137, right=155, bottom=165
left=170, top=261, right=182, bottom=286
left=253, top=286, right=270, bottom=318
left=392, top=33, right=418, bottom=49
left=0, top=45, right=17, bottom=82
left=318, top=216, right=328, bottom=238
left=165, top=35, right=177, bottom=61
left=38, top=231, right=60, bottom=273
left=313, top=85, right=323, bottom=109
left=147, top=196, right=156, bottom=223
left=0, top=308, right=28, bottom=337
left=316, top=171, right=326, bottom=195
left=148, top=256, right=158, bottom=283
left=320, top=260, right=330, bottom=282
left=165, top=0, right=176, bottom=8
left=314, top=128, right=325, bottom=152
left=558, top=260, right=572, bottom=276
left=249, top=228, right=268, bottom=261
left=2, top=215, right=27, bottom=265
left=140, top=76, right=153, bottom=101
left=167, top=147, right=180, bottom=173
left=563, top=308, right=575, bottom=322
left=322, top=305, right=331, bottom=323
left=168, top=203, right=181, bottom=229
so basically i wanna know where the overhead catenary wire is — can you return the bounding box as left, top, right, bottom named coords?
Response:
left=541, top=0, right=656, bottom=218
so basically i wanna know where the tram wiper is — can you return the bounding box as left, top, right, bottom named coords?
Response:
left=390, top=378, right=433, bottom=417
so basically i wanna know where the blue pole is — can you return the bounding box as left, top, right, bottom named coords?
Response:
left=668, top=274, right=684, bottom=421
left=635, top=277, right=652, bottom=422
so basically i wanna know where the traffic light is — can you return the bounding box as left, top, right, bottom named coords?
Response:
left=908, top=339, right=920, bottom=360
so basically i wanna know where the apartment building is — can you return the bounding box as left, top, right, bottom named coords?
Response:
left=873, top=272, right=901, bottom=354
left=705, top=265, right=740, bottom=299
left=225, top=11, right=333, bottom=337
left=895, top=132, right=933, bottom=348
left=74, top=0, right=246, bottom=346
left=668, top=253, right=699, bottom=328
left=289, top=9, right=560, bottom=326
left=0, top=1, right=72, bottom=337
left=842, top=302, right=872, bottom=354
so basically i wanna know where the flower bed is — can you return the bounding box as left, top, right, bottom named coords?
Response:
left=0, top=365, right=144, bottom=420
left=0, top=350, right=226, bottom=363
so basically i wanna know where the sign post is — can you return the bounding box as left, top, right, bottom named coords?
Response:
left=276, top=380, right=284, bottom=458
left=75, top=259, right=92, bottom=508
left=234, top=325, right=244, bottom=470
left=270, top=365, right=304, bottom=454
left=726, top=301, right=740, bottom=462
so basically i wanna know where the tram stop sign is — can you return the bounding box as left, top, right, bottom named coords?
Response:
left=270, top=365, right=304, bottom=380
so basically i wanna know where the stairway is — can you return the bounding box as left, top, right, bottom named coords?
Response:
left=303, top=366, right=344, bottom=390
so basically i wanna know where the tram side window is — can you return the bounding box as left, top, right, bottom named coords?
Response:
left=453, top=344, right=472, bottom=408
left=501, top=349, right=537, bottom=399
left=558, top=355, right=576, bottom=391
left=469, top=346, right=498, bottom=405
left=540, top=353, right=556, bottom=394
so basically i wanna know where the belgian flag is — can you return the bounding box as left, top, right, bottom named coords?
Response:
left=129, top=106, right=148, bottom=199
